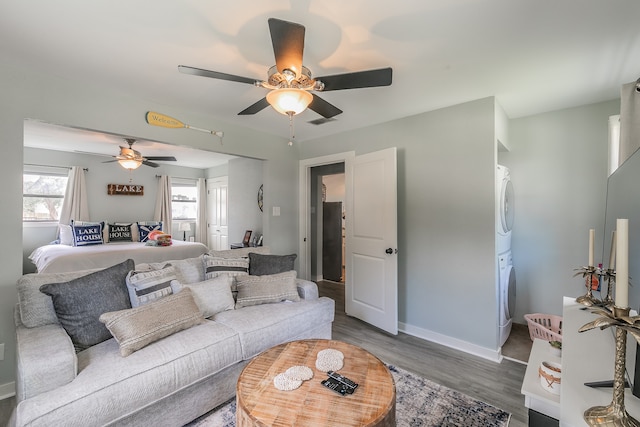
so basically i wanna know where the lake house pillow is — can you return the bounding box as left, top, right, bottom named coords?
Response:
left=107, top=223, right=133, bottom=242
left=71, top=221, right=104, bottom=246
left=137, top=221, right=163, bottom=242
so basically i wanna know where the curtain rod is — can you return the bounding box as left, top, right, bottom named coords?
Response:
left=156, top=175, right=200, bottom=180
left=24, top=163, right=88, bottom=172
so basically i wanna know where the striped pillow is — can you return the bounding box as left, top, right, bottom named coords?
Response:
left=203, top=256, right=249, bottom=281
left=126, top=265, right=178, bottom=307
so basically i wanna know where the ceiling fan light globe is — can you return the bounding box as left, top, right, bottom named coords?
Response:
left=266, top=88, right=313, bottom=115
left=118, top=158, right=142, bottom=170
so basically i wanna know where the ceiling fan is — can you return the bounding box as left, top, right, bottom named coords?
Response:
left=178, top=18, right=393, bottom=121
left=104, top=138, right=177, bottom=170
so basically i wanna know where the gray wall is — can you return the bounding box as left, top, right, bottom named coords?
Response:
left=299, top=97, right=498, bottom=350
left=0, top=58, right=299, bottom=387
left=228, top=157, right=263, bottom=245
left=503, top=100, right=619, bottom=320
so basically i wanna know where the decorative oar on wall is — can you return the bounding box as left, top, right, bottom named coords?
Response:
left=145, top=111, right=224, bottom=144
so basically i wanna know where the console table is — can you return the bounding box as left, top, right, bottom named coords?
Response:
left=522, top=297, right=640, bottom=426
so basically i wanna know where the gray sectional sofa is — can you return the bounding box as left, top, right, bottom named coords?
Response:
left=11, top=249, right=335, bottom=426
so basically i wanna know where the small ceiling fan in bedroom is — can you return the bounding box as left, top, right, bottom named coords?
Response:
left=103, top=138, right=177, bottom=170
left=178, top=17, right=393, bottom=143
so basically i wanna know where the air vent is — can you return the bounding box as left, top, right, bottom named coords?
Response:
left=308, top=117, right=337, bottom=125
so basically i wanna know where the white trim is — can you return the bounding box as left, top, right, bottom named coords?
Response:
left=298, top=152, right=355, bottom=281
left=399, top=322, right=502, bottom=363
left=0, top=382, right=15, bottom=400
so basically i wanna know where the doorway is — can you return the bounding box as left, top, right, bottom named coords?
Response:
left=309, top=164, right=345, bottom=283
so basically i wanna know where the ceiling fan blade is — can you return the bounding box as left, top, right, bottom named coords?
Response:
left=316, top=67, right=393, bottom=91
left=268, top=18, right=305, bottom=78
left=178, top=65, right=257, bottom=85
left=102, top=159, right=118, bottom=163
left=238, top=97, right=270, bottom=115
left=144, top=156, right=177, bottom=162
left=142, top=160, right=160, bottom=168
left=308, top=94, right=343, bottom=119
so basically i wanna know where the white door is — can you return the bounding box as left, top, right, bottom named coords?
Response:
left=207, top=177, right=229, bottom=250
left=346, top=148, right=398, bottom=335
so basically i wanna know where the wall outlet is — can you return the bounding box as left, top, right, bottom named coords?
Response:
left=0, top=343, right=4, bottom=361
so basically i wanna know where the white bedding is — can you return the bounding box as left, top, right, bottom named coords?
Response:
left=29, top=240, right=209, bottom=273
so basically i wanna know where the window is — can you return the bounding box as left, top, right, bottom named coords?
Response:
left=23, top=172, right=68, bottom=221
left=171, top=179, right=197, bottom=220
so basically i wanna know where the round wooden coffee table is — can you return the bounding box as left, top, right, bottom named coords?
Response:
left=236, top=339, right=395, bottom=426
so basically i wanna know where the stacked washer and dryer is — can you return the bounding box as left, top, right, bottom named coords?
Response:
left=497, top=165, right=516, bottom=347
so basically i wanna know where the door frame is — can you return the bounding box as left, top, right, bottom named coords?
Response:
left=298, top=151, right=354, bottom=281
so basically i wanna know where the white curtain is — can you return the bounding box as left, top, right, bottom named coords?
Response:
left=59, top=166, right=89, bottom=225
left=619, top=80, right=640, bottom=166
left=154, top=175, right=172, bottom=235
left=196, top=178, right=208, bottom=244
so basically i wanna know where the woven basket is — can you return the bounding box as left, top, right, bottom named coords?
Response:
left=524, top=313, right=563, bottom=342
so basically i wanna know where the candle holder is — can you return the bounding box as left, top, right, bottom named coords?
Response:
left=579, top=304, right=640, bottom=426
left=575, top=265, right=603, bottom=306
left=603, top=269, right=616, bottom=307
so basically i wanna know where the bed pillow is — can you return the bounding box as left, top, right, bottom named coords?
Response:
left=137, top=221, right=163, bottom=243
left=71, top=221, right=104, bottom=246
left=99, top=287, right=204, bottom=357
left=235, top=270, right=299, bottom=309
left=174, top=275, right=235, bottom=318
left=107, top=223, right=133, bottom=243
left=203, top=256, right=249, bottom=281
left=59, top=224, right=74, bottom=246
left=248, top=253, right=297, bottom=276
left=126, top=265, right=178, bottom=307
left=38, top=259, right=134, bottom=351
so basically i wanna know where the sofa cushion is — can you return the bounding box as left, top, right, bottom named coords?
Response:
left=248, top=253, right=297, bottom=276
left=214, top=297, right=335, bottom=359
left=126, top=265, right=178, bottom=307
left=136, top=255, right=206, bottom=285
left=177, top=276, right=235, bottom=318
left=100, top=288, right=205, bottom=357
left=39, top=259, right=134, bottom=351
left=210, top=246, right=271, bottom=259
left=235, top=271, right=300, bottom=309
left=16, top=320, right=243, bottom=427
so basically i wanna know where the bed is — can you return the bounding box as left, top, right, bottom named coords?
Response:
left=29, top=240, right=209, bottom=273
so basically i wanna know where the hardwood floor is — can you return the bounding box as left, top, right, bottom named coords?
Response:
left=318, top=280, right=528, bottom=427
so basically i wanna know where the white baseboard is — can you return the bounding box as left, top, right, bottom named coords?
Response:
left=0, top=382, right=15, bottom=400
left=314, top=275, right=323, bottom=282
left=399, top=322, right=502, bottom=363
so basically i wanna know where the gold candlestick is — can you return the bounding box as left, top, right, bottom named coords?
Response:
left=575, top=265, right=601, bottom=306
left=580, top=305, right=640, bottom=426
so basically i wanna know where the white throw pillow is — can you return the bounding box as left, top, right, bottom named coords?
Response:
left=174, top=275, right=235, bottom=318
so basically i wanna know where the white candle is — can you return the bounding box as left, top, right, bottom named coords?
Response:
left=616, top=219, right=629, bottom=308
left=589, top=228, right=595, bottom=267
left=609, top=230, right=617, bottom=269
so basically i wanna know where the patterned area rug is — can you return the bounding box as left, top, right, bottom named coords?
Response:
left=187, top=364, right=511, bottom=427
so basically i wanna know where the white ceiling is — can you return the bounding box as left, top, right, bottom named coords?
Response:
left=4, top=0, right=640, bottom=148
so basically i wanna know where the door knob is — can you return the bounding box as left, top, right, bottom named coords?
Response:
left=385, top=248, right=393, bottom=254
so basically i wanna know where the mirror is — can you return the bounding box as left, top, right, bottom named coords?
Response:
left=602, top=146, right=640, bottom=310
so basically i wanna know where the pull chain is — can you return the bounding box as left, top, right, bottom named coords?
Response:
left=288, top=112, right=295, bottom=146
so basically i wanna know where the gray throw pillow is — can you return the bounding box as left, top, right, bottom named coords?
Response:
left=248, top=253, right=297, bottom=276
left=39, top=259, right=134, bottom=351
